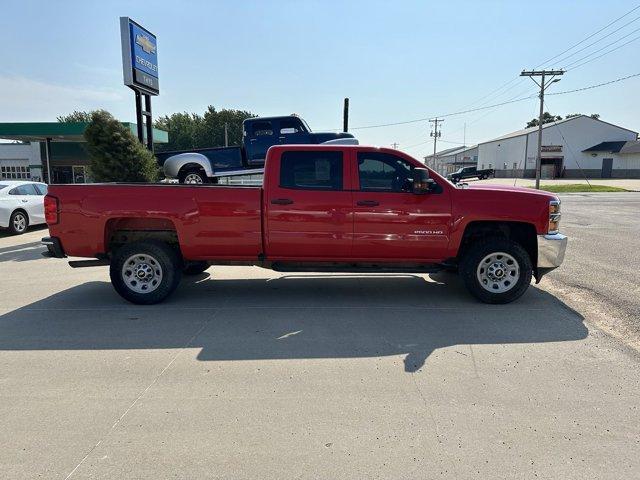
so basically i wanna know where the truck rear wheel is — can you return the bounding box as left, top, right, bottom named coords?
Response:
left=179, top=168, right=208, bottom=184
left=110, top=241, right=182, bottom=304
left=460, top=238, right=532, bottom=304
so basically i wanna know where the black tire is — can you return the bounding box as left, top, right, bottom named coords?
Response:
left=178, top=168, right=208, bottom=184
left=183, top=261, right=209, bottom=275
left=460, top=237, right=532, bottom=304
left=109, top=241, right=182, bottom=305
left=8, top=210, right=29, bottom=235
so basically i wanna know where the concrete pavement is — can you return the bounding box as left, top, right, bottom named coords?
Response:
left=0, top=223, right=639, bottom=479
left=544, top=192, right=640, bottom=349
left=473, top=177, right=640, bottom=191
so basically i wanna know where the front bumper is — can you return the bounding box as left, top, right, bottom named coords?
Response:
left=537, top=233, right=567, bottom=271
left=41, top=236, right=66, bottom=258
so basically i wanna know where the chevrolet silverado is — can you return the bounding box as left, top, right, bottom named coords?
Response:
left=42, top=145, right=567, bottom=305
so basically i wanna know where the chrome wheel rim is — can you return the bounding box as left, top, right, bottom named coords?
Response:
left=121, top=254, right=163, bottom=294
left=476, top=252, right=519, bottom=293
left=13, top=213, right=27, bottom=232
left=184, top=173, right=203, bottom=184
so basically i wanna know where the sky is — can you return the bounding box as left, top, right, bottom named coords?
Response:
left=1, top=0, right=639, bottom=158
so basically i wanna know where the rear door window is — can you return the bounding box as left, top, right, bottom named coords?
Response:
left=280, top=151, right=343, bottom=190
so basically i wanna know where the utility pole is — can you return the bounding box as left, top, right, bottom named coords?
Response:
left=224, top=123, right=229, bottom=147
left=429, top=118, right=443, bottom=168
left=391, top=142, right=399, bottom=149
left=520, top=69, right=564, bottom=189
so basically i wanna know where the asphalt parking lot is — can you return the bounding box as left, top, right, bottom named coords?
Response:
left=1, top=201, right=639, bottom=479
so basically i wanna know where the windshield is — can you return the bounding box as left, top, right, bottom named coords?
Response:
left=300, top=117, right=311, bottom=132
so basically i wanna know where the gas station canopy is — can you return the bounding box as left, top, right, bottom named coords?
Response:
left=0, top=122, right=168, bottom=143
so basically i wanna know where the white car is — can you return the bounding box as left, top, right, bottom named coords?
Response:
left=0, top=180, right=48, bottom=235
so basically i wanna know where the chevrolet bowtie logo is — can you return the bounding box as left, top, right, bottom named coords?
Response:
left=136, top=34, right=156, bottom=54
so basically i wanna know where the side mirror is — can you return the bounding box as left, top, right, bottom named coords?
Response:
left=412, top=168, right=435, bottom=194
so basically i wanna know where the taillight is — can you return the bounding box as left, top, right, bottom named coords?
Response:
left=44, top=195, right=59, bottom=225
left=548, top=200, right=561, bottom=234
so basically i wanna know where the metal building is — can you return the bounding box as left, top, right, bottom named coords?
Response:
left=477, top=115, right=638, bottom=179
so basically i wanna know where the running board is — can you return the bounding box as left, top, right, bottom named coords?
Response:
left=68, top=259, right=110, bottom=268
left=269, top=261, right=442, bottom=274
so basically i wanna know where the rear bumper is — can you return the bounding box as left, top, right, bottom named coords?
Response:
left=41, top=236, right=66, bottom=258
left=537, top=233, right=567, bottom=270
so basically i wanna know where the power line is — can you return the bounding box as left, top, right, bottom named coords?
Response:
left=547, top=17, right=640, bottom=68
left=456, top=4, right=640, bottom=117
left=567, top=32, right=640, bottom=70
left=536, top=3, right=640, bottom=67
left=414, top=71, right=640, bottom=157
left=351, top=68, right=640, bottom=132
left=548, top=71, right=640, bottom=95
left=332, top=5, right=640, bottom=134
left=349, top=94, right=537, bottom=130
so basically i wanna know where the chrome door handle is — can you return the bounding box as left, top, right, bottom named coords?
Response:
left=271, top=198, right=294, bottom=205
left=21, top=199, right=28, bottom=203
left=357, top=200, right=379, bottom=207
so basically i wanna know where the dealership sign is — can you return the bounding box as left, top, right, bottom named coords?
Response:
left=120, top=17, right=159, bottom=95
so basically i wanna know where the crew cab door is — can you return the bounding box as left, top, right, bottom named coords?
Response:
left=245, top=119, right=276, bottom=164
left=264, top=148, right=353, bottom=259
left=351, top=151, right=451, bottom=261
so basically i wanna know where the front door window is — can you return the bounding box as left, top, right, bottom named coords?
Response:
left=358, top=152, right=415, bottom=193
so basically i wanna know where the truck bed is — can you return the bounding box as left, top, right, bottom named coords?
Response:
left=47, top=183, right=263, bottom=260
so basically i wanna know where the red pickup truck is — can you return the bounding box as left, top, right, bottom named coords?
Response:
left=42, top=145, right=567, bottom=305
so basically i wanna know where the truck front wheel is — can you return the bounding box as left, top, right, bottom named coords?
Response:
left=110, top=241, right=182, bottom=305
left=460, top=238, right=532, bottom=304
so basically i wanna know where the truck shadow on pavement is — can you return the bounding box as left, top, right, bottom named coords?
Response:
left=0, top=273, right=588, bottom=373
left=0, top=241, right=47, bottom=263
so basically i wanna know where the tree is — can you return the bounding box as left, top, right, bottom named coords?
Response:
left=154, top=106, right=255, bottom=152
left=153, top=112, right=204, bottom=152
left=526, top=112, right=563, bottom=128
left=57, top=110, right=94, bottom=122
left=566, top=113, right=600, bottom=120
left=84, top=110, right=158, bottom=182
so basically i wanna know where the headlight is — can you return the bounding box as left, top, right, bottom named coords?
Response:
left=548, top=199, right=561, bottom=234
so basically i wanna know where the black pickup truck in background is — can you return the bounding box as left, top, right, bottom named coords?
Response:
left=447, top=166, right=494, bottom=183
left=157, top=115, right=356, bottom=183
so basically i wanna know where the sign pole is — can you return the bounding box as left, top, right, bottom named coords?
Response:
left=135, top=90, right=144, bottom=143
left=144, top=94, right=154, bottom=152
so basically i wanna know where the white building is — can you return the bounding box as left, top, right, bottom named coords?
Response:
left=424, top=145, right=478, bottom=176
left=477, top=115, right=638, bottom=179
left=0, top=142, right=43, bottom=182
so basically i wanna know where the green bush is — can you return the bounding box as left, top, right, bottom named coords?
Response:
left=84, top=110, right=158, bottom=182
